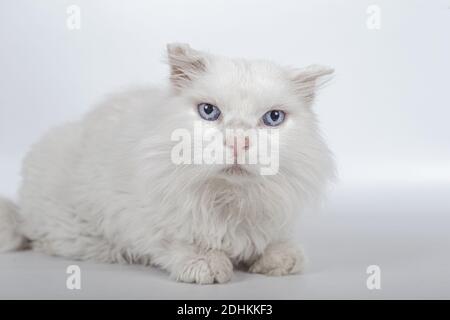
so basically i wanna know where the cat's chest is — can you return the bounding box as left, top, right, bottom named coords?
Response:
left=189, top=184, right=286, bottom=261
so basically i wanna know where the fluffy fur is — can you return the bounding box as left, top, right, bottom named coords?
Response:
left=0, top=44, right=334, bottom=284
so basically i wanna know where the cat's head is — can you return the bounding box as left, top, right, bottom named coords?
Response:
left=161, top=43, right=334, bottom=195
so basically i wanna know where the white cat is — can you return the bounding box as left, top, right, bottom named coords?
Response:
left=0, top=44, right=335, bottom=284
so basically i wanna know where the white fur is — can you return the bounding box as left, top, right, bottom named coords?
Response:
left=0, top=197, right=26, bottom=251
left=0, top=44, right=335, bottom=284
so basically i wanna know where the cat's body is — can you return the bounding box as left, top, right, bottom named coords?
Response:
left=0, top=44, right=335, bottom=283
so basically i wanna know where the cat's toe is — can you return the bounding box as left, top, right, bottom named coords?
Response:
left=249, top=243, right=305, bottom=276
left=206, top=250, right=233, bottom=283
left=176, top=258, right=215, bottom=284
left=175, top=250, right=233, bottom=284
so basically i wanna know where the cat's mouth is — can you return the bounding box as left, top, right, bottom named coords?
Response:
left=221, top=164, right=251, bottom=176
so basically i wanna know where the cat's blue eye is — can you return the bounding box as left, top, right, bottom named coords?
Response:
left=198, top=103, right=221, bottom=121
left=262, top=110, right=285, bottom=126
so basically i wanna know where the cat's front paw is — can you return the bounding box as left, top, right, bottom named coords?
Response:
left=249, top=242, right=305, bottom=276
left=176, top=250, right=233, bottom=284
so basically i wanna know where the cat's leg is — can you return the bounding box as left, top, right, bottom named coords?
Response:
left=248, top=241, right=306, bottom=276
left=151, top=241, right=233, bottom=284
left=30, top=235, right=127, bottom=263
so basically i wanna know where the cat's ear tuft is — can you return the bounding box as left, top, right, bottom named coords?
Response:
left=290, top=64, right=334, bottom=102
left=166, top=43, right=207, bottom=90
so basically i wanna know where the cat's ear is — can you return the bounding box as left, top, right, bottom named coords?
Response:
left=290, top=64, right=334, bottom=102
left=166, top=43, right=207, bottom=90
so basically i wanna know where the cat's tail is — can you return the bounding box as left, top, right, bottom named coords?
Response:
left=0, top=196, right=27, bottom=252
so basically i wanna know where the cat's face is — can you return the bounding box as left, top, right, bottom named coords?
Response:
left=164, top=43, right=334, bottom=187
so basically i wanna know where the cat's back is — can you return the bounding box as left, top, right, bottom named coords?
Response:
left=83, top=87, right=167, bottom=130
left=21, top=120, right=83, bottom=192
left=18, top=87, right=167, bottom=238
left=21, top=86, right=166, bottom=183
left=18, top=119, right=84, bottom=240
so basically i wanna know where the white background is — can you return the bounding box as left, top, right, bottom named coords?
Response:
left=0, top=0, right=449, bottom=299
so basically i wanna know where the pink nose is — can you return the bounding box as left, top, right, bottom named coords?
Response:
left=225, top=136, right=250, bottom=157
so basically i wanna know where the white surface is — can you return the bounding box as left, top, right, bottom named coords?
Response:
left=1, top=0, right=450, bottom=299
left=0, top=183, right=449, bottom=299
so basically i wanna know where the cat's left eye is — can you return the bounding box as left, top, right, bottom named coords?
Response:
left=262, top=110, right=286, bottom=126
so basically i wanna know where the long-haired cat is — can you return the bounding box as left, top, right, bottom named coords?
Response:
left=0, top=44, right=334, bottom=284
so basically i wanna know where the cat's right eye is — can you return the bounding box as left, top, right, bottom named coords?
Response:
left=197, top=103, right=221, bottom=121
